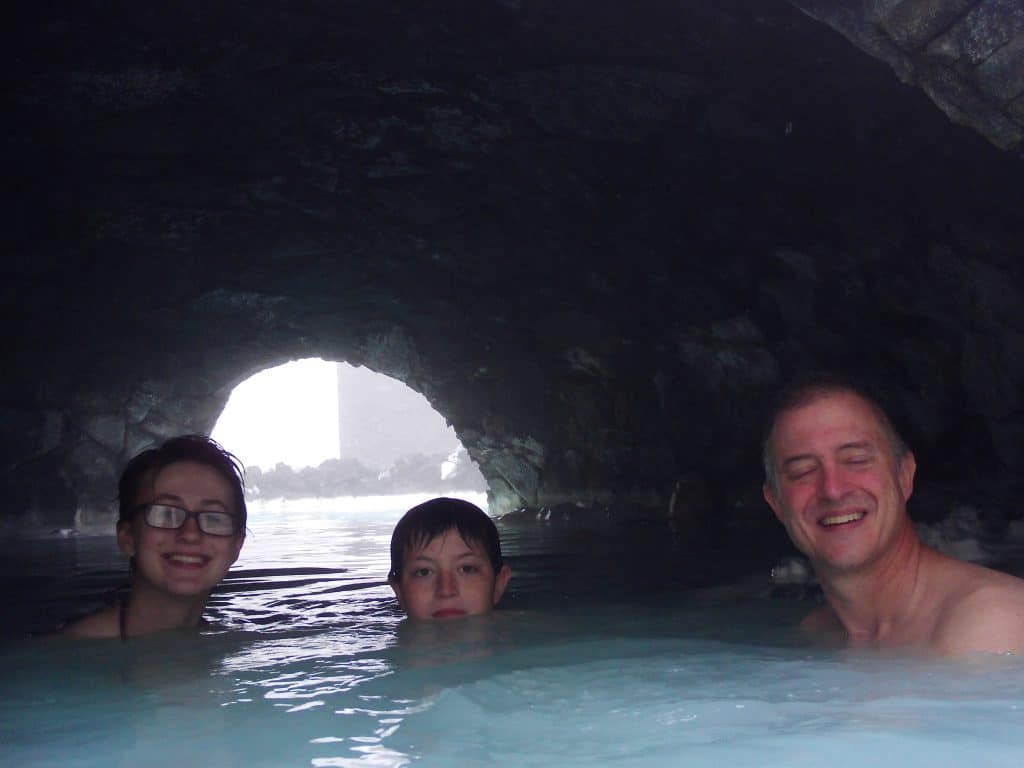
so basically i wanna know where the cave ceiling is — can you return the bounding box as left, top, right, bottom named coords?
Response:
left=4, top=0, right=1023, bottom=529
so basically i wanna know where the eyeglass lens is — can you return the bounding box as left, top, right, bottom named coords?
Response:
left=140, top=504, right=237, bottom=536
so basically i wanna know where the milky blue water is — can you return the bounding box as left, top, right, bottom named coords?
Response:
left=2, top=495, right=1023, bottom=767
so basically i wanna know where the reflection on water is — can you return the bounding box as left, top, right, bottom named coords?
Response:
left=5, top=491, right=773, bottom=639
left=2, top=495, right=1023, bottom=767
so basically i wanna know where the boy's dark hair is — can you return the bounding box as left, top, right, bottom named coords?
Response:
left=388, top=497, right=503, bottom=580
left=761, top=370, right=909, bottom=491
left=118, top=434, right=247, bottom=531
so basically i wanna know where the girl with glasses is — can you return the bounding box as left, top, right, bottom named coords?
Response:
left=62, top=435, right=247, bottom=640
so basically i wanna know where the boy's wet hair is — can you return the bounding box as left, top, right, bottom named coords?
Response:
left=118, top=434, right=247, bottom=531
left=388, top=497, right=503, bottom=580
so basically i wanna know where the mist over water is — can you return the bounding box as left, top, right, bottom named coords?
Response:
left=3, top=498, right=1023, bottom=767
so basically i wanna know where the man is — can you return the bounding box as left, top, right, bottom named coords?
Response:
left=762, top=374, right=1024, bottom=655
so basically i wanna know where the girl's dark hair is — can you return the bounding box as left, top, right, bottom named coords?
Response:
left=118, top=434, right=247, bottom=530
left=388, top=497, right=503, bottom=580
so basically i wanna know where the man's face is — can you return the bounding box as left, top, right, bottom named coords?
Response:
left=390, top=528, right=511, bottom=620
left=763, top=391, right=915, bottom=575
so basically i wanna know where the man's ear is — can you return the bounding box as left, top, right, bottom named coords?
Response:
left=116, top=521, right=137, bottom=557
left=763, top=485, right=784, bottom=524
left=492, top=565, right=512, bottom=606
left=898, top=451, right=916, bottom=502
left=389, top=578, right=406, bottom=611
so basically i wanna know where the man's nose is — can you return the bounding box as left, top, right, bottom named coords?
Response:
left=436, top=569, right=458, bottom=597
left=818, top=462, right=848, bottom=500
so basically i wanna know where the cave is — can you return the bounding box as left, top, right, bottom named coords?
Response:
left=5, top=0, right=1023, bottom=567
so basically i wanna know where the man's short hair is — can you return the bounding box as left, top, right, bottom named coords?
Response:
left=761, top=371, right=909, bottom=491
left=118, top=434, right=248, bottom=530
left=388, top=497, right=504, bottom=580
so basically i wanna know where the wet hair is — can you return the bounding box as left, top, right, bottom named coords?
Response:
left=388, top=497, right=503, bottom=580
left=761, top=371, right=909, bottom=492
left=118, top=434, right=247, bottom=532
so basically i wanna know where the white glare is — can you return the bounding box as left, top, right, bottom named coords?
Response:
left=212, top=358, right=340, bottom=470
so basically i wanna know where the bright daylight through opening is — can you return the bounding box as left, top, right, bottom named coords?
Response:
left=211, top=358, right=487, bottom=502
left=213, top=358, right=341, bottom=471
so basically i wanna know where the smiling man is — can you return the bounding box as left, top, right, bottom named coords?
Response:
left=762, top=374, right=1024, bottom=656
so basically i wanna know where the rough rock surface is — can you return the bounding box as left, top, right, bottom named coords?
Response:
left=790, top=0, right=1024, bottom=150
left=4, top=2, right=1023, bottom=560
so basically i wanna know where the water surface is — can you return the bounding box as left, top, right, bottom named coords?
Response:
left=2, top=495, right=1022, bottom=767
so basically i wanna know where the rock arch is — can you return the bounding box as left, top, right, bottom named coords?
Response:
left=4, top=0, right=1023, bottom=543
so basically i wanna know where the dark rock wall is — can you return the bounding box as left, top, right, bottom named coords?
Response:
left=790, top=0, right=1023, bottom=150
left=4, top=1, right=1023, bottom=543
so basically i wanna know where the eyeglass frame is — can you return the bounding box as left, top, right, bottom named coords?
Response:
left=131, top=503, right=242, bottom=537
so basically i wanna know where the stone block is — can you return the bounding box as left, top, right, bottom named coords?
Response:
left=123, top=425, right=160, bottom=460
left=124, top=379, right=173, bottom=423
left=866, top=0, right=912, bottom=16
left=926, top=0, right=1024, bottom=66
left=67, top=439, right=119, bottom=489
left=880, top=0, right=976, bottom=50
left=1009, top=92, right=1024, bottom=120
left=919, top=62, right=1023, bottom=148
left=81, top=415, right=125, bottom=453
left=974, top=31, right=1024, bottom=103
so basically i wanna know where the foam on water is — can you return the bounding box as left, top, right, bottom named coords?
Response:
left=2, top=497, right=1023, bottom=767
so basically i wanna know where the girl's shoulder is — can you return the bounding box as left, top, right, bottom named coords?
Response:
left=60, top=604, right=121, bottom=639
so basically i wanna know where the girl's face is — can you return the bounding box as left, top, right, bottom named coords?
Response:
left=117, top=460, right=245, bottom=599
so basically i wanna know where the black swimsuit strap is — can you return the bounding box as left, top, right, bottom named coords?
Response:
left=118, top=596, right=129, bottom=643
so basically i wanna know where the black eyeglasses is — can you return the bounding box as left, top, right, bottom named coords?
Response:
left=134, top=504, right=239, bottom=537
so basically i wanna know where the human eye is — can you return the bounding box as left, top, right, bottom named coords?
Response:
left=458, top=563, right=481, bottom=575
left=146, top=504, right=181, bottom=527
left=785, top=462, right=817, bottom=481
left=410, top=567, right=432, bottom=579
left=841, top=450, right=875, bottom=468
left=200, top=511, right=236, bottom=536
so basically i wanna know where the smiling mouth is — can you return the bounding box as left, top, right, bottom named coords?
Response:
left=820, top=511, right=866, bottom=527
left=432, top=608, right=467, bottom=619
left=164, top=553, right=210, bottom=567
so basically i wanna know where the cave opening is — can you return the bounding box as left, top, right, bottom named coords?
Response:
left=210, top=357, right=488, bottom=506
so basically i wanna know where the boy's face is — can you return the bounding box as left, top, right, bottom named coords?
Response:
left=390, top=528, right=511, bottom=620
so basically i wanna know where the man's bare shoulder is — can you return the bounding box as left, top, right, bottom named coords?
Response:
left=932, top=559, right=1024, bottom=656
left=61, top=605, right=120, bottom=640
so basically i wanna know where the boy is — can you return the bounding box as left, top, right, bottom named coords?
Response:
left=388, top=497, right=511, bottom=620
